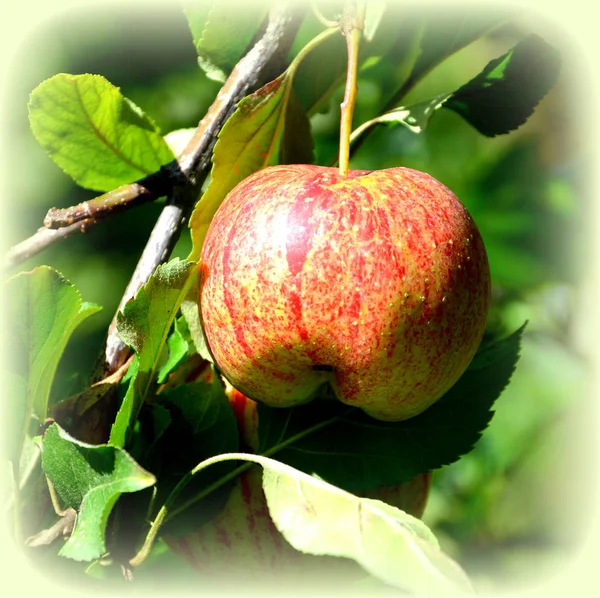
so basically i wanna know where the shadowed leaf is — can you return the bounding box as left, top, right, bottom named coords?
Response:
left=5, top=267, right=101, bottom=470
left=258, top=326, right=524, bottom=492
left=443, top=34, right=561, bottom=136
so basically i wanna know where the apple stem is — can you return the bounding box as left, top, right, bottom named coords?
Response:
left=339, top=1, right=366, bottom=177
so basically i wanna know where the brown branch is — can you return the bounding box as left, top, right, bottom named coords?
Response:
left=100, top=3, right=303, bottom=377
left=4, top=219, right=97, bottom=269
left=43, top=177, right=167, bottom=229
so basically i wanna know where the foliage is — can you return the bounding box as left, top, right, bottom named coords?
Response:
left=4, top=1, right=583, bottom=594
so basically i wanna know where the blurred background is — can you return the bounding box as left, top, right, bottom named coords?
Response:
left=2, top=1, right=596, bottom=594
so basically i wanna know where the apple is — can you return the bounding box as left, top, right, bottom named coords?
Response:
left=199, top=164, right=490, bottom=421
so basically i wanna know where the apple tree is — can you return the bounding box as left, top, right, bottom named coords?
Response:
left=4, top=1, right=583, bottom=595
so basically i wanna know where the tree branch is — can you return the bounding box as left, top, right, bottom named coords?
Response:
left=101, top=3, right=303, bottom=377
left=4, top=219, right=97, bottom=269
left=43, top=177, right=167, bottom=229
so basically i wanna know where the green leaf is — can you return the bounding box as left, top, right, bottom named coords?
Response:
left=42, top=423, right=155, bottom=562
left=164, top=127, right=197, bottom=157
left=351, top=34, right=560, bottom=143
left=227, top=455, right=474, bottom=595
left=363, top=1, right=388, bottom=42
left=179, top=266, right=214, bottom=362
left=258, top=326, right=525, bottom=492
left=4, top=267, right=101, bottom=469
left=28, top=74, right=174, bottom=191
left=350, top=93, right=450, bottom=142
left=157, top=318, right=190, bottom=384
left=443, top=34, right=561, bottom=136
left=110, top=259, right=197, bottom=447
left=403, top=8, right=508, bottom=94
left=292, top=7, right=422, bottom=116
left=185, top=3, right=268, bottom=82
left=152, top=374, right=239, bottom=535
left=188, top=73, right=313, bottom=258
left=293, top=28, right=348, bottom=115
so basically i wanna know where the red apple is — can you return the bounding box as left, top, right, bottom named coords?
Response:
left=199, top=165, right=490, bottom=421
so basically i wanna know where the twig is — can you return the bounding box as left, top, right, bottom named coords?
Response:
left=4, top=218, right=97, bottom=269
left=43, top=176, right=168, bottom=229
left=101, top=3, right=303, bottom=376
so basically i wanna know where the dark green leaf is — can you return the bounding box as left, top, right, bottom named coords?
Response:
left=50, top=381, right=120, bottom=446
left=443, top=34, right=561, bottom=136
left=293, top=6, right=423, bottom=116
left=403, top=8, right=509, bottom=95
left=158, top=376, right=238, bottom=478
left=185, top=3, right=267, bottom=82
left=110, top=259, right=197, bottom=447
left=351, top=35, right=560, bottom=143
left=28, top=74, right=174, bottom=191
left=293, top=30, right=348, bottom=115
left=42, top=423, right=155, bottom=562
left=188, top=74, right=313, bottom=257
left=151, top=373, right=239, bottom=535
left=4, top=267, right=101, bottom=468
left=258, top=326, right=524, bottom=492
left=126, top=403, right=172, bottom=466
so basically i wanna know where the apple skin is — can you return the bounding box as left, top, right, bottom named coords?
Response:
left=200, top=165, right=490, bottom=421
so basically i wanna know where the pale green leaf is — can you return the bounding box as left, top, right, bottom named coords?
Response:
left=227, top=455, right=474, bottom=595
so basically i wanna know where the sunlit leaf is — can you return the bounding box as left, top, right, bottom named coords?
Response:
left=164, top=127, right=197, bottom=156
left=42, top=423, right=155, bottom=562
left=350, top=93, right=450, bottom=142
left=28, top=74, right=174, bottom=191
left=157, top=318, right=190, bottom=384
left=110, top=259, right=197, bottom=447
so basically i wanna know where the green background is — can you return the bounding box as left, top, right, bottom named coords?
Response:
left=2, top=2, right=594, bottom=593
